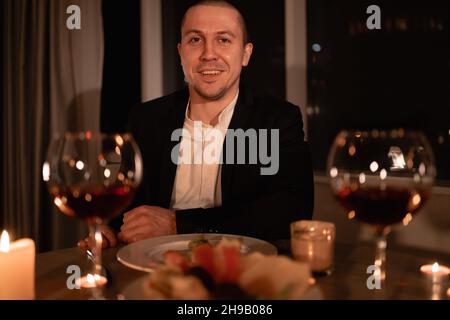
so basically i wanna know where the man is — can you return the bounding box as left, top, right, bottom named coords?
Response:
left=79, top=0, right=314, bottom=249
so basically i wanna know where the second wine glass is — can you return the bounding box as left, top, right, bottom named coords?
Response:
left=327, top=129, right=435, bottom=285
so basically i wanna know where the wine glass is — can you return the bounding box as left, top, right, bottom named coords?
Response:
left=43, top=132, right=143, bottom=288
left=327, top=129, right=435, bottom=284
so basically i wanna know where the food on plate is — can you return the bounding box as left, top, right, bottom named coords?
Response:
left=144, top=238, right=312, bottom=300
left=187, top=235, right=211, bottom=251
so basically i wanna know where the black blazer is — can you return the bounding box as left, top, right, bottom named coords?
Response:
left=125, top=85, right=314, bottom=241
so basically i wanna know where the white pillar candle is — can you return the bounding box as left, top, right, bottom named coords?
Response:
left=0, top=231, right=35, bottom=300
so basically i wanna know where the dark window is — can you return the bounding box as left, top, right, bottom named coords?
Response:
left=307, top=0, right=450, bottom=183
left=101, top=0, right=141, bottom=134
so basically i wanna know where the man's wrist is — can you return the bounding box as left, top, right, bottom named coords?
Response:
left=170, top=210, right=177, bottom=234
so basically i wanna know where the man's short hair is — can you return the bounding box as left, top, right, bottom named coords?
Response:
left=181, top=0, right=249, bottom=45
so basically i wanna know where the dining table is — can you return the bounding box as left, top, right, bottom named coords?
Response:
left=35, top=240, right=450, bottom=300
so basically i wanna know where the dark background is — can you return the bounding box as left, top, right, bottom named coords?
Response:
left=307, top=0, right=450, bottom=182
left=98, top=0, right=450, bottom=182
left=1, top=1, right=3, bottom=226
left=101, top=0, right=141, bottom=134
left=100, top=0, right=286, bottom=130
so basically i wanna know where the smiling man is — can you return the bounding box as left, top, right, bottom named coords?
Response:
left=178, top=1, right=252, bottom=113
left=79, top=0, right=314, bottom=249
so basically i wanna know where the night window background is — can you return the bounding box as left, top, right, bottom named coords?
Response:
left=99, top=0, right=450, bottom=183
left=307, top=0, right=450, bottom=183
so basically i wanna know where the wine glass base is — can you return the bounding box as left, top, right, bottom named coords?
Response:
left=76, top=274, right=108, bottom=288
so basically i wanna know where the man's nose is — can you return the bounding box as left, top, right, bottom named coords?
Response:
left=200, top=40, right=217, bottom=61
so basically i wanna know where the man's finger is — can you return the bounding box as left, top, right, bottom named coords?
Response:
left=123, top=206, right=151, bottom=222
left=121, top=213, right=150, bottom=233
left=77, top=239, right=87, bottom=248
left=101, top=227, right=117, bottom=248
left=81, top=235, right=110, bottom=249
left=133, top=233, right=148, bottom=243
left=121, top=225, right=153, bottom=243
left=101, top=235, right=110, bottom=248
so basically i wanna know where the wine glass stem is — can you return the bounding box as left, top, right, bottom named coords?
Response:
left=375, top=231, right=387, bottom=285
left=89, top=223, right=103, bottom=282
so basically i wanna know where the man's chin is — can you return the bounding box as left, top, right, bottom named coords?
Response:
left=193, top=86, right=227, bottom=101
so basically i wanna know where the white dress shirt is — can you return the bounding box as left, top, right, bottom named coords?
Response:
left=170, top=93, right=238, bottom=210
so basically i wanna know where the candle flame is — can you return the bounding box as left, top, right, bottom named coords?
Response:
left=0, top=230, right=10, bottom=252
left=432, top=262, right=440, bottom=273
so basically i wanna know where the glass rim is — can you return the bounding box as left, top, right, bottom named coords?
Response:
left=290, top=220, right=336, bottom=231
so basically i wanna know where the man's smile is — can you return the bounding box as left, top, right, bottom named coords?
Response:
left=197, top=69, right=224, bottom=82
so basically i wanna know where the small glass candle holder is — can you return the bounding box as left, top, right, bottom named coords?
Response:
left=420, top=262, right=450, bottom=300
left=290, top=220, right=336, bottom=276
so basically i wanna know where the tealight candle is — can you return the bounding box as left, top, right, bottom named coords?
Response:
left=290, top=221, right=336, bottom=275
left=0, top=230, right=35, bottom=300
left=420, top=262, right=450, bottom=282
left=420, top=262, right=450, bottom=300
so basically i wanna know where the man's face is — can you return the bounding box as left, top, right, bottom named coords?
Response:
left=178, top=5, right=253, bottom=101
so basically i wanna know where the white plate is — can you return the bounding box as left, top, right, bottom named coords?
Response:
left=121, top=275, right=323, bottom=300
left=116, top=233, right=278, bottom=272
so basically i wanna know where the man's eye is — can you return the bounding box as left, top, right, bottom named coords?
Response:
left=189, top=37, right=201, bottom=44
left=219, top=38, right=231, bottom=44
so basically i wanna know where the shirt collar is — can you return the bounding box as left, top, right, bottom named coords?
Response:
left=185, top=91, right=239, bottom=128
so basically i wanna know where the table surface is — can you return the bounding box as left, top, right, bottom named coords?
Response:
left=35, top=240, right=450, bottom=300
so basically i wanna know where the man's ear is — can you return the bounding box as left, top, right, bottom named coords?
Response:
left=242, top=43, right=253, bottom=67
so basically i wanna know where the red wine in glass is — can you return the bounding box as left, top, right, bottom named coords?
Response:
left=336, top=186, right=429, bottom=227
left=43, top=132, right=143, bottom=290
left=51, top=186, right=136, bottom=224
left=327, top=130, right=435, bottom=287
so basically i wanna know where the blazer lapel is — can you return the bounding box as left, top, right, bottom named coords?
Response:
left=158, top=85, right=255, bottom=207
left=221, top=85, right=254, bottom=204
left=159, top=89, right=189, bottom=208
